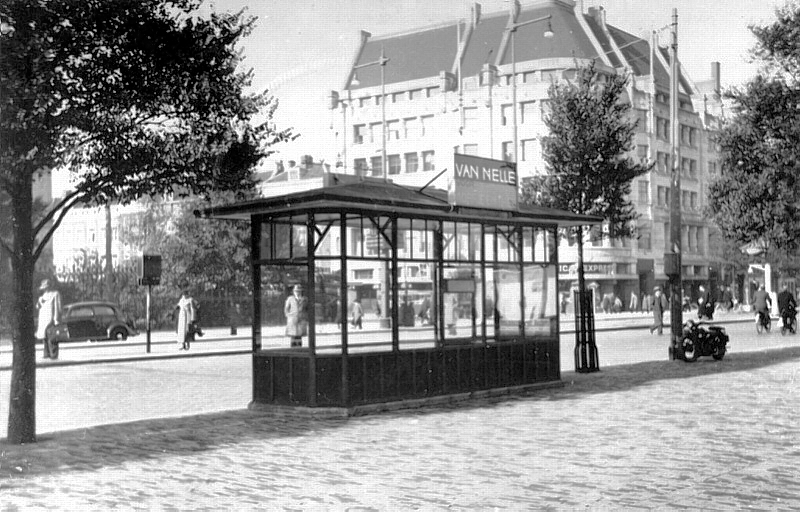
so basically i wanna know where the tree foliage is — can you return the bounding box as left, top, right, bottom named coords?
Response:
left=707, top=2, right=800, bottom=262
left=0, top=0, right=293, bottom=443
left=521, top=63, right=650, bottom=290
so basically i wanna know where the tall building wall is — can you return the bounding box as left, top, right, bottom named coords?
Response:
left=334, top=0, right=726, bottom=307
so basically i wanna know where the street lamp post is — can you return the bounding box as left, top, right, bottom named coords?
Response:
left=352, top=46, right=389, bottom=182
left=506, top=14, right=553, bottom=163
left=667, top=8, right=683, bottom=359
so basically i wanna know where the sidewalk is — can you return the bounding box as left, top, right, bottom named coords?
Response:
left=1, top=342, right=798, bottom=508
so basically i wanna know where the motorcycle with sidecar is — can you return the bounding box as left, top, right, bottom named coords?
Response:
left=680, top=319, right=729, bottom=362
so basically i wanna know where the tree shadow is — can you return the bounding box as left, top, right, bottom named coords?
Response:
left=2, top=346, right=799, bottom=480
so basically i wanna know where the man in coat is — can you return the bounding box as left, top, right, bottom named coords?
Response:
left=284, top=284, right=309, bottom=347
left=697, top=284, right=714, bottom=320
left=649, top=286, right=669, bottom=335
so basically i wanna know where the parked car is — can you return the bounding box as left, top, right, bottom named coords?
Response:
left=54, top=301, right=138, bottom=342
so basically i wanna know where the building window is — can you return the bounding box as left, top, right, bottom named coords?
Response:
left=463, top=107, right=478, bottom=131
left=405, top=152, right=418, bottom=173
left=387, top=154, right=401, bottom=175
left=426, top=87, right=439, bottom=98
left=540, top=99, right=551, bottom=117
left=656, top=117, right=670, bottom=141
left=369, top=122, right=382, bottom=143
left=638, top=180, right=649, bottom=203
left=657, top=152, right=671, bottom=173
left=375, top=95, right=381, bottom=106
left=358, top=97, right=368, bottom=108
left=462, top=144, right=478, bottom=156
left=387, top=120, right=400, bottom=140
left=690, top=192, right=698, bottom=211
left=409, top=89, right=421, bottom=100
left=354, top=158, right=368, bottom=176
left=501, top=141, right=514, bottom=162
left=392, top=92, right=405, bottom=103
left=520, top=101, right=536, bottom=124
left=370, top=156, right=383, bottom=176
left=521, top=139, right=538, bottom=162
left=353, top=124, right=365, bottom=145
left=420, top=115, right=433, bottom=136
left=501, top=104, right=512, bottom=126
left=636, top=144, right=648, bottom=162
left=657, top=186, right=670, bottom=207
left=422, top=150, right=435, bottom=171
left=404, top=117, right=419, bottom=139
left=633, top=109, right=648, bottom=132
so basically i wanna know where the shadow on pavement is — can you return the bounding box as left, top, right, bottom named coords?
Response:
left=2, top=345, right=799, bottom=480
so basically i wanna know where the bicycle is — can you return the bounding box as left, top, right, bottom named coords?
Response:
left=756, top=310, right=771, bottom=334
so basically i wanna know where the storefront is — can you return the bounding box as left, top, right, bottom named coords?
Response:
left=198, top=173, right=599, bottom=412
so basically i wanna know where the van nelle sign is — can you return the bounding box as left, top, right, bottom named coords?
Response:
left=450, top=153, right=518, bottom=210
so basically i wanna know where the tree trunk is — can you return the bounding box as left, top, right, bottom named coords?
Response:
left=576, top=226, right=586, bottom=297
left=8, top=175, right=38, bottom=444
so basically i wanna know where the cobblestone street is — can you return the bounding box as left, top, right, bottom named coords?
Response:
left=2, top=344, right=799, bottom=510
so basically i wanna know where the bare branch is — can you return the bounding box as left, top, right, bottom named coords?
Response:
left=33, top=193, right=85, bottom=263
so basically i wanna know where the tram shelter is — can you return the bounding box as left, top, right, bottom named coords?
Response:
left=198, top=173, right=600, bottom=413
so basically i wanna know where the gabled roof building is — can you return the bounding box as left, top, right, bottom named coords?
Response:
left=331, top=0, right=728, bottom=308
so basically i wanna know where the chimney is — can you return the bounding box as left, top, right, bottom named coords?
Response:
left=587, top=6, right=607, bottom=28
left=711, top=62, right=721, bottom=92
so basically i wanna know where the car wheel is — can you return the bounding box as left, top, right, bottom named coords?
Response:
left=110, top=327, right=128, bottom=341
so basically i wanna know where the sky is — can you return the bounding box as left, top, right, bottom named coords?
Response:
left=50, top=0, right=784, bottom=194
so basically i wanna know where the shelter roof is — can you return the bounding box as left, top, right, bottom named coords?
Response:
left=196, top=175, right=601, bottom=228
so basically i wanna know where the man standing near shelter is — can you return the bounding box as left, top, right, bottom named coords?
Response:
left=649, top=286, right=669, bottom=335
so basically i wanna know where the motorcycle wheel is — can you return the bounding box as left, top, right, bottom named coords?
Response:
left=681, top=337, right=698, bottom=362
left=712, top=345, right=726, bottom=361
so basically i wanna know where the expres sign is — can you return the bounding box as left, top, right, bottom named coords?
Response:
left=450, top=153, right=518, bottom=210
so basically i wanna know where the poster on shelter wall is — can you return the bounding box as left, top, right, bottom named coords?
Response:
left=450, top=153, right=518, bottom=211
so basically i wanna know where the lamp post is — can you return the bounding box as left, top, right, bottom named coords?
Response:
left=506, top=14, right=553, bottom=163
left=667, top=8, right=683, bottom=360
left=352, top=46, right=389, bottom=182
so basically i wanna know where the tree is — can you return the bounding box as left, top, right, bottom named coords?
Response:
left=707, top=3, right=800, bottom=267
left=522, top=63, right=650, bottom=299
left=0, top=0, right=294, bottom=443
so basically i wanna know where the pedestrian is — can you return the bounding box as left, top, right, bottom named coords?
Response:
left=284, top=284, right=309, bottom=347
left=649, top=286, right=669, bottom=335
left=629, top=290, right=639, bottom=312
left=176, top=289, right=195, bottom=351
left=613, top=296, right=623, bottom=313
left=418, top=296, right=431, bottom=325
left=722, top=286, right=733, bottom=312
left=350, top=298, right=363, bottom=330
left=36, top=278, right=62, bottom=360
left=697, top=284, right=714, bottom=320
left=560, top=293, right=569, bottom=315
left=777, top=283, right=797, bottom=332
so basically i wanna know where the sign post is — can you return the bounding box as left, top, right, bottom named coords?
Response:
left=139, top=254, right=162, bottom=353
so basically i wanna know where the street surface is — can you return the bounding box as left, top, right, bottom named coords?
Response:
left=0, top=310, right=798, bottom=509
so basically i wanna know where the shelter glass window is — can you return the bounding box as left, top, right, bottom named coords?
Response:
left=493, top=264, right=521, bottom=337
left=496, top=227, right=520, bottom=263
left=409, top=219, right=435, bottom=260
left=314, top=218, right=341, bottom=258
left=260, top=220, right=307, bottom=260
left=523, top=264, right=557, bottom=337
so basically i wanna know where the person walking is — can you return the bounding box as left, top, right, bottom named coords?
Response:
left=284, top=284, right=309, bottom=347
left=697, top=284, right=714, bottom=320
left=350, top=298, right=364, bottom=330
left=777, top=283, right=797, bottom=333
left=649, top=286, right=669, bottom=335
left=36, top=278, right=62, bottom=360
left=176, top=290, right=195, bottom=351
left=629, top=290, right=639, bottom=312
left=444, top=293, right=459, bottom=335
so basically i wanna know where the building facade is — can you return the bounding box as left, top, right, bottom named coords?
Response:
left=331, top=0, right=727, bottom=310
